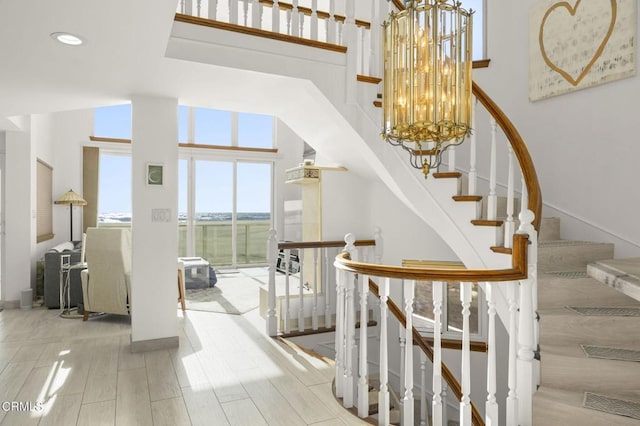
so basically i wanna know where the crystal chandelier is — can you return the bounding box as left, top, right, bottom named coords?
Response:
left=382, top=0, right=473, bottom=177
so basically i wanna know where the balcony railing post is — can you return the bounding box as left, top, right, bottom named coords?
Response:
left=271, top=0, right=280, bottom=33
left=402, top=279, right=415, bottom=425
left=229, top=0, right=239, bottom=25
left=357, top=273, right=369, bottom=417
left=378, top=277, right=390, bottom=426
left=266, top=229, right=278, bottom=336
left=343, top=234, right=358, bottom=408
left=326, top=0, right=336, bottom=43
left=344, top=0, right=358, bottom=103
left=486, top=282, right=499, bottom=425
left=310, top=0, right=319, bottom=40
left=432, top=281, right=444, bottom=425
left=324, top=247, right=332, bottom=329
left=460, top=282, right=472, bottom=426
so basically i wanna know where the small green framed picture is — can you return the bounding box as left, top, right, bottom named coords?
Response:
left=147, top=163, right=164, bottom=186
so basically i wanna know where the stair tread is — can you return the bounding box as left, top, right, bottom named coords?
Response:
left=471, top=219, right=503, bottom=226
left=433, top=171, right=462, bottom=179
left=490, top=246, right=512, bottom=254
left=373, top=100, right=382, bottom=107
left=534, top=387, right=640, bottom=426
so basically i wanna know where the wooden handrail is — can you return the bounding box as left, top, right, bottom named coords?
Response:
left=472, top=82, right=542, bottom=231
left=368, top=279, right=485, bottom=426
left=335, top=233, right=529, bottom=282
left=278, top=239, right=375, bottom=250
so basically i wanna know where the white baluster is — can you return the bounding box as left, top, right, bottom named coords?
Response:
left=378, top=277, right=390, bottom=426
left=368, top=0, right=379, bottom=77
left=291, top=0, right=300, bottom=37
left=486, top=283, right=499, bottom=425
left=517, top=211, right=536, bottom=426
left=468, top=97, right=478, bottom=195
left=374, top=227, right=383, bottom=264
left=250, top=0, right=261, bottom=29
left=420, top=352, right=428, bottom=426
left=403, top=280, right=415, bottom=425
left=271, top=0, right=280, bottom=33
left=460, top=282, right=472, bottom=426
left=487, top=118, right=498, bottom=220
left=344, top=0, right=357, bottom=103
left=179, top=0, right=186, bottom=14
left=324, top=247, right=332, bottom=329
left=299, top=11, right=305, bottom=38
left=358, top=273, right=369, bottom=417
left=360, top=25, right=367, bottom=75
left=326, top=0, right=336, bottom=43
left=242, top=0, right=249, bottom=26
left=208, top=0, right=218, bottom=20
left=310, top=0, right=318, bottom=40
left=284, top=249, right=291, bottom=334
left=228, top=0, right=238, bottom=25
left=442, top=382, right=449, bottom=426
left=286, top=9, right=292, bottom=35
left=432, top=281, right=444, bottom=425
left=312, top=247, right=319, bottom=330
left=185, top=0, right=193, bottom=15
left=343, top=234, right=358, bottom=408
left=266, top=229, right=278, bottom=336
left=335, top=262, right=346, bottom=398
left=196, top=0, right=202, bottom=17
left=399, top=324, right=406, bottom=410
left=506, top=281, right=519, bottom=425
left=298, top=249, right=305, bottom=332
left=504, top=145, right=515, bottom=248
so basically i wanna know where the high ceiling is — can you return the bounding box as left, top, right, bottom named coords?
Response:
left=0, top=0, right=285, bottom=129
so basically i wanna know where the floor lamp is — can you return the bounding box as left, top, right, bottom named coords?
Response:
left=55, top=189, right=87, bottom=241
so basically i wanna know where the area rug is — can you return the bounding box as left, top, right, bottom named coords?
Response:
left=184, top=268, right=267, bottom=315
left=583, top=392, right=640, bottom=420
left=581, top=345, right=640, bottom=362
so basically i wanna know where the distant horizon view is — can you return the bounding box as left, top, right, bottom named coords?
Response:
left=98, top=211, right=271, bottom=223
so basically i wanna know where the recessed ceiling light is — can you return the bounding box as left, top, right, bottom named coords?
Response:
left=50, top=32, right=84, bottom=46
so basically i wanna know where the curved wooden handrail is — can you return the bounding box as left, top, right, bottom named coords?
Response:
left=472, top=82, right=543, bottom=231
left=368, top=279, right=484, bottom=426
left=335, top=234, right=529, bottom=281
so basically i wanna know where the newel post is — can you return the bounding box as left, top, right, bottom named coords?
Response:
left=516, top=209, right=537, bottom=426
left=266, top=229, right=278, bottom=336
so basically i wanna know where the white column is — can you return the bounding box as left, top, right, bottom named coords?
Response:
left=459, top=282, right=472, bottom=426
left=378, top=277, right=390, bottom=426
left=432, top=281, right=444, bottom=425
left=485, top=283, right=499, bottom=425
left=266, top=229, right=278, bottom=336
left=130, top=96, right=179, bottom=349
left=3, top=123, right=33, bottom=305
left=403, top=280, right=415, bottom=424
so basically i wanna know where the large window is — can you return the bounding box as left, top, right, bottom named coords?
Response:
left=97, top=153, right=132, bottom=227
left=94, top=104, right=131, bottom=139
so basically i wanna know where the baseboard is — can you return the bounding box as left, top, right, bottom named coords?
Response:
left=0, top=300, right=20, bottom=309
left=130, top=335, right=179, bottom=353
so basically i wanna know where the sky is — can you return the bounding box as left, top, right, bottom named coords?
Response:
left=96, top=105, right=273, bottom=215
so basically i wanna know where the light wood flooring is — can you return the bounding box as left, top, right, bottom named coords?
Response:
left=0, top=307, right=368, bottom=426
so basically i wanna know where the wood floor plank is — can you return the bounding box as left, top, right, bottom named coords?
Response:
left=221, top=398, right=269, bottom=426
left=83, top=336, right=119, bottom=404
left=269, top=372, right=334, bottom=424
left=115, top=367, right=152, bottom=426
left=144, top=350, right=182, bottom=402
left=150, top=397, right=191, bottom=426
left=0, top=360, right=37, bottom=424
left=117, top=334, right=145, bottom=371
left=236, top=367, right=306, bottom=426
left=77, top=400, right=116, bottom=426
left=0, top=365, right=50, bottom=425
left=38, top=393, right=83, bottom=426
left=182, top=384, right=230, bottom=426
left=196, top=349, right=248, bottom=403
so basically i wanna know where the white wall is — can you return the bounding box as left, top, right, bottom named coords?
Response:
left=3, top=119, right=33, bottom=304
left=130, top=95, right=179, bottom=344
left=476, top=0, right=640, bottom=257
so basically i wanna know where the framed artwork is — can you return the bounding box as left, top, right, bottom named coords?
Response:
left=529, top=0, right=636, bottom=101
left=146, top=163, right=164, bottom=186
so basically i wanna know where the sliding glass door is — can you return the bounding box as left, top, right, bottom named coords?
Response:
left=179, top=158, right=272, bottom=268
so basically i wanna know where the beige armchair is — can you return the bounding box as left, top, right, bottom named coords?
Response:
left=80, top=227, right=132, bottom=321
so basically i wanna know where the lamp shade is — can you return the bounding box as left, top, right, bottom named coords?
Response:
left=54, top=189, right=87, bottom=206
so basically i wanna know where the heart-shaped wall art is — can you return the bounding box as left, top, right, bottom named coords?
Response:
left=538, top=0, right=617, bottom=87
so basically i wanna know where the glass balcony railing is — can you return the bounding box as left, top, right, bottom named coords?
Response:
left=99, top=220, right=271, bottom=267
